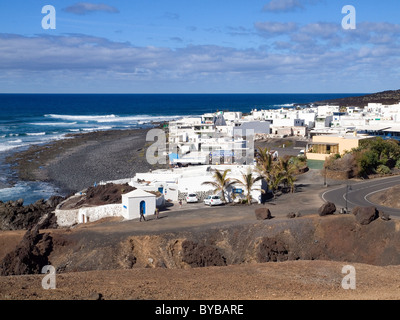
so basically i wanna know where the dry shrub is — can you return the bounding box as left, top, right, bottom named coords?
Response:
left=324, top=153, right=358, bottom=178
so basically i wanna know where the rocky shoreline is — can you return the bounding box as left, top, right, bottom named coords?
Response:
left=4, top=127, right=167, bottom=196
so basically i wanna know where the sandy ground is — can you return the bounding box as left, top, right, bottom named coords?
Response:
left=1, top=260, right=399, bottom=300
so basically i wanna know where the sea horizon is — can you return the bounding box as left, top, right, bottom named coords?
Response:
left=0, top=92, right=369, bottom=95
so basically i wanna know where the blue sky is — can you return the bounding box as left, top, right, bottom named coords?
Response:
left=0, top=0, right=399, bottom=93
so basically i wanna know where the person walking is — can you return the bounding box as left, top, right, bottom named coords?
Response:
left=155, top=207, right=159, bottom=219
left=140, top=206, right=146, bottom=222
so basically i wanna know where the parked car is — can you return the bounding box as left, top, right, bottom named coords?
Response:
left=204, top=195, right=212, bottom=205
left=186, top=193, right=199, bottom=203
left=204, top=195, right=223, bottom=206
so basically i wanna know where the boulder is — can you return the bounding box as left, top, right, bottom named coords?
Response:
left=88, top=292, right=104, bottom=300
left=46, top=195, right=64, bottom=208
left=14, top=199, right=24, bottom=207
left=255, top=208, right=272, bottom=220
left=287, top=212, right=301, bottom=219
left=380, top=211, right=391, bottom=221
left=287, top=212, right=296, bottom=219
left=352, top=206, right=379, bottom=225
left=318, top=202, right=336, bottom=216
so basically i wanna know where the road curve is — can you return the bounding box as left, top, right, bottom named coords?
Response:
left=321, top=175, right=400, bottom=217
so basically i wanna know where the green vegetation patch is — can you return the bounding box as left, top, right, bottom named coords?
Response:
left=307, top=159, right=325, bottom=170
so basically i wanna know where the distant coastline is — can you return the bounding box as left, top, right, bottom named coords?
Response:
left=313, top=89, right=400, bottom=107
left=3, top=128, right=162, bottom=201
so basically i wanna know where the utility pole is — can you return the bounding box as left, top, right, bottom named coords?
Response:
left=345, top=184, right=352, bottom=213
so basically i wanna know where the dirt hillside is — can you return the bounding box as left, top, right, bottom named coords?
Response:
left=1, top=210, right=400, bottom=300
left=368, top=185, right=400, bottom=209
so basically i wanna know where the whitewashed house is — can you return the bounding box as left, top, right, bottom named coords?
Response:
left=121, top=189, right=156, bottom=220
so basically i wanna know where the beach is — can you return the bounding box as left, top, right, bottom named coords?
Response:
left=4, top=128, right=166, bottom=196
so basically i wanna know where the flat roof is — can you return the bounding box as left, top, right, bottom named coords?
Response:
left=313, top=133, right=372, bottom=140
left=309, top=142, right=339, bottom=146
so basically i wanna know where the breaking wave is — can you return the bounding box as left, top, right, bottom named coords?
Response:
left=45, top=114, right=181, bottom=123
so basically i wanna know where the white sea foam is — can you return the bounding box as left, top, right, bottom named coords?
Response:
left=82, top=126, right=114, bottom=132
left=0, top=144, right=25, bottom=152
left=45, top=114, right=117, bottom=121
left=30, top=122, right=78, bottom=126
left=0, top=133, right=68, bottom=154
left=45, top=113, right=181, bottom=123
left=98, top=115, right=181, bottom=123
left=0, top=180, right=58, bottom=204
left=26, top=132, right=46, bottom=136
left=9, top=139, right=23, bottom=144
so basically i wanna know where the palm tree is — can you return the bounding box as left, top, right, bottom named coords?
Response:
left=202, top=169, right=236, bottom=203
left=232, top=169, right=264, bottom=205
left=255, top=146, right=274, bottom=182
left=254, top=146, right=277, bottom=198
left=267, top=167, right=283, bottom=199
left=277, top=157, right=297, bottom=193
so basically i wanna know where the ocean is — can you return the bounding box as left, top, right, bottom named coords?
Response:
left=0, top=93, right=361, bottom=204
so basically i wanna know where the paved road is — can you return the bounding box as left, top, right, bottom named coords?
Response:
left=321, top=175, right=400, bottom=216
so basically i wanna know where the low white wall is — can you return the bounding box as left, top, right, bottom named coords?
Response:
left=55, top=204, right=122, bottom=227
left=55, top=207, right=80, bottom=227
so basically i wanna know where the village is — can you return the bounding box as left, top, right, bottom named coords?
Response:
left=54, top=101, right=400, bottom=227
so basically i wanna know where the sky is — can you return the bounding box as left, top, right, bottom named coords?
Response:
left=0, top=0, right=399, bottom=93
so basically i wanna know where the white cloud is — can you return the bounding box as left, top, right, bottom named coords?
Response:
left=263, top=0, right=322, bottom=13
left=1, top=30, right=400, bottom=93
left=63, top=2, right=119, bottom=15
left=263, top=0, right=303, bottom=12
left=254, top=22, right=298, bottom=37
left=299, top=22, right=340, bottom=39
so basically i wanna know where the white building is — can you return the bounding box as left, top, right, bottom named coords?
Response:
left=121, top=189, right=156, bottom=220
left=130, top=165, right=265, bottom=204
left=223, top=111, right=243, bottom=123
left=250, top=108, right=313, bottom=135
left=317, top=105, right=340, bottom=117
left=167, top=111, right=253, bottom=165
